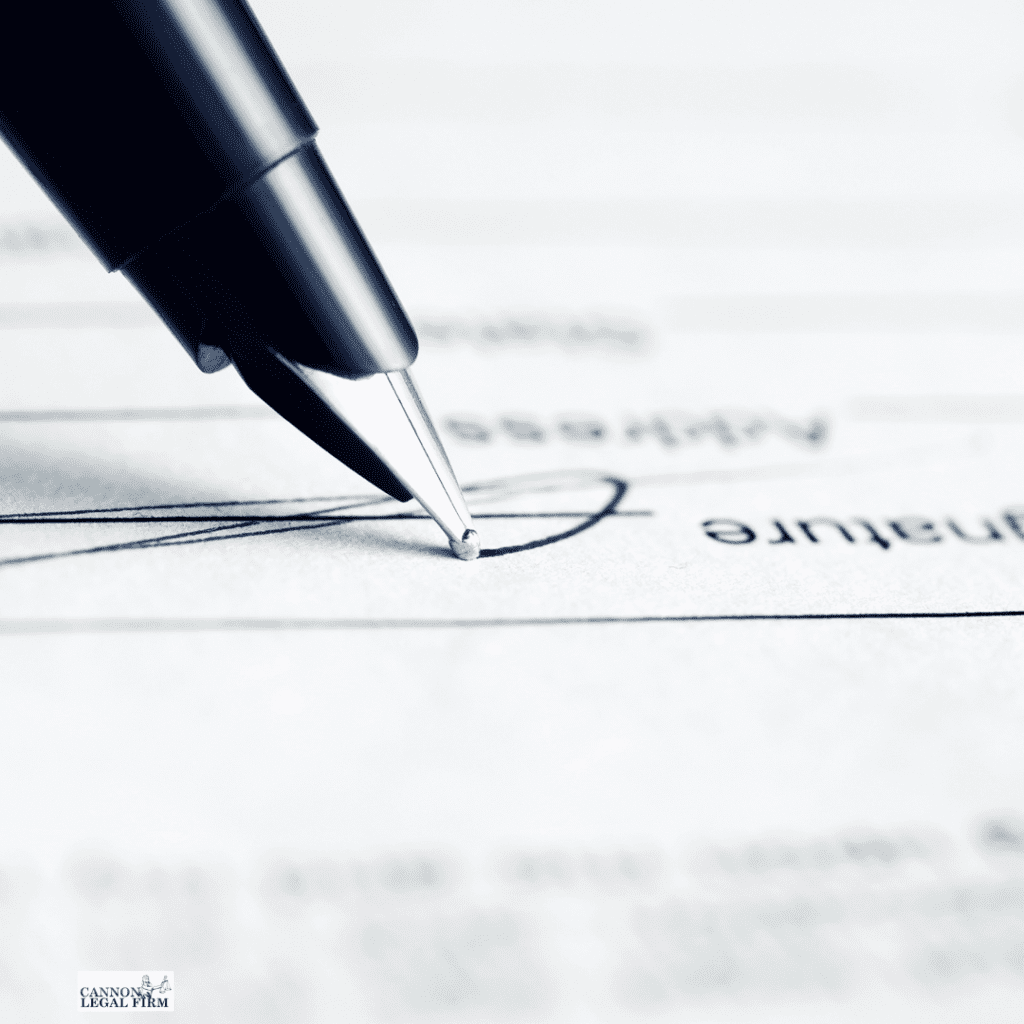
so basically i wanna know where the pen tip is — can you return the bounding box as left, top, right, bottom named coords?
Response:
left=450, top=529, right=481, bottom=561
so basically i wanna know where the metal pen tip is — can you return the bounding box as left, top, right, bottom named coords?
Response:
left=450, top=529, right=480, bottom=561
left=277, top=356, right=479, bottom=557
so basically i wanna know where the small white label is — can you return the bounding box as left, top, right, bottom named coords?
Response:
left=78, top=972, right=173, bottom=1012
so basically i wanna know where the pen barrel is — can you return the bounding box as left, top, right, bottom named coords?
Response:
left=0, top=0, right=313, bottom=271
left=0, top=0, right=418, bottom=377
left=124, top=144, right=419, bottom=376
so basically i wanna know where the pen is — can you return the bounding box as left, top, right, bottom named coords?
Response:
left=0, top=0, right=481, bottom=560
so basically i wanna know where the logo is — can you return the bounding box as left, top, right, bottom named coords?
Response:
left=78, top=972, right=173, bottom=1012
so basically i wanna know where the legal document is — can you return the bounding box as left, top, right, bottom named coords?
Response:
left=3, top=0, right=1024, bottom=1020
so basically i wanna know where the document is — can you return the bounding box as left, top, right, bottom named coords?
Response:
left=3, top=1, right=1024, bottom=1021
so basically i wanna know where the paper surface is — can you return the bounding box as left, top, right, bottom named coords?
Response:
left=4, top=1, right=1024, bottom=1021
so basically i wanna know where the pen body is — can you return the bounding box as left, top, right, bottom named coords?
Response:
left=0, top=0, right=418, bottom=377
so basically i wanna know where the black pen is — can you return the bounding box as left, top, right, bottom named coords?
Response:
left=0, top=0, right=480, bottom=559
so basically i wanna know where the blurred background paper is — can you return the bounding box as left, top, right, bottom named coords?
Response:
left=4, top=0, right=1024, bottom=1020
